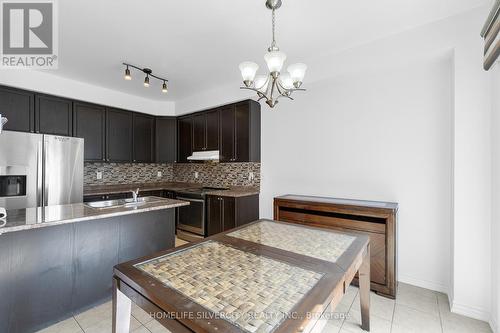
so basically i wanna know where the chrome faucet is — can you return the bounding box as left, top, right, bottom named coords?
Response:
left=131, top=188, right=139, bottom=202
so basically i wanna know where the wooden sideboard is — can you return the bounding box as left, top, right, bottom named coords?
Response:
left=274, top=194, right=398, bottom=298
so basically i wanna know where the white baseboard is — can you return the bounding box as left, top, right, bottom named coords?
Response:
left=451, top=301, right=491, bottom=322
left=397, top=274, right=448, bottom=294
left=397, top=275, right=494, bottom=328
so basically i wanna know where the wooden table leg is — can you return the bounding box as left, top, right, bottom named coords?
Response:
left=359, top=244, right=371, bottom=331
left=112, top=277, right=132, bottom=333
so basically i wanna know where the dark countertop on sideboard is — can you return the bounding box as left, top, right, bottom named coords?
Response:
left=84, top=182, right=260, bottom=198
left=275, top=194, right=398, bottom=210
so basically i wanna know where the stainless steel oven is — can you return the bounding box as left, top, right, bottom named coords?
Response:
left=176, top=187, right=228, bottom=242
left=176, top=192, right=206, bottom=241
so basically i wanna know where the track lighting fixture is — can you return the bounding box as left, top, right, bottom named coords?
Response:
left=122, top=62, right=169, bottom=94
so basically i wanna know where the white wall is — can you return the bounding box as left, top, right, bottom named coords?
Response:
left=259, top=59, right=453, bottom=292
left=491, top=65, right=500, bottom=333
left=0, top=69, right=175, bottom=115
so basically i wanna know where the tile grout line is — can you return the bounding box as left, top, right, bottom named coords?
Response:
left=437, top=294, right=445, bottom=333
left=72, top=315, right=86, bottom=333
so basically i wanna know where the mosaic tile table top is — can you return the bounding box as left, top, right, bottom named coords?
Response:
left=227, top=221, right=355, bottom=263
left=135, top=241, right=324, bottom=333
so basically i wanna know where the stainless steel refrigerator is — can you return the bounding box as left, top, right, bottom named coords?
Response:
left=0, top=131, right=84, bottom=210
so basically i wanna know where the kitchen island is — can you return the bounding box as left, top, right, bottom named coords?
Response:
left=0, top=197, right=188, bottom=333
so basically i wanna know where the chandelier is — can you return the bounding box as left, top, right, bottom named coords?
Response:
left=239, top=0, right=307, bottom=108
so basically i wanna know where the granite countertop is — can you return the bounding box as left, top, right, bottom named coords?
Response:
left=84, top=182, right=260, bottom=198
left=204, top=186, right=260, bottom=198
left=0, top=198, right=189, bottom=235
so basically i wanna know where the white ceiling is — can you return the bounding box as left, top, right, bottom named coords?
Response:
left=54, top=0, right=488, bottom=102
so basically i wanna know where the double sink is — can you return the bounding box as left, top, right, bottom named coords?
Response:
left=85, top=196, right=164, bottom=209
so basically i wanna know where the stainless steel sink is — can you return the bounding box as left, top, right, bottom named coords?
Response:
left=85, top=196, right=164, bottom=209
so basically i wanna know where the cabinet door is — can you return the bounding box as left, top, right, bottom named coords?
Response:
left=205, top=109, right=220, bottom=151
left=0, top=86, right=34, bottom=132
left=35, top=95, right=73, bottom=136
left=73, top=102, right=106, bottom=162
left=234, top=102, right=250, bottom=162
left=106, top=108, right=133, bottom=162
left=192, top=113, right=206, bottom=151
left=177, top=117, right=192, bottom=163
left=207, top=196, right=222, bottom=236
left=133, top=114, right=155, bottom=163
left=221, top=197, right=235, bottom=231
left=219, top=105, right=235, bottom=162
left=155, top=117, right=177, bottom=163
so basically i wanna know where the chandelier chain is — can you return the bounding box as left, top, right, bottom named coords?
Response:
left=271, top=8, right=277, bottom=49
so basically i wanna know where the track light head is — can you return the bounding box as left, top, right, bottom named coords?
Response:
left=162, top=81, right=168, bottom=93
left=124, top=66, right=131, bottom=80
left=144, top=75, right=150, bottom=87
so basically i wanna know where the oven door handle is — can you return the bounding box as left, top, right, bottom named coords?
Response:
left=176, top=197, right=205, bottom=203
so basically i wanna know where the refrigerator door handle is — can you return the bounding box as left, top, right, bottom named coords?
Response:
left=43, top=138, right=48, bottom=207
left=37, top=140, right=43, bottom=207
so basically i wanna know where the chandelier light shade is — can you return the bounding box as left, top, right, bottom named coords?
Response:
left=239, top=0, right=306, bottom=108
left=239, top=62, right=259, bottom=86
left=264, top=51, right=287, bottom=73
left=287, top=63, right=307, bottom=88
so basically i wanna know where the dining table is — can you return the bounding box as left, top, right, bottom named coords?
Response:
left=112, top=219, right=371, bottom=333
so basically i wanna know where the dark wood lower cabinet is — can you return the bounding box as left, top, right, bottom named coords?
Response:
left=207, top=195, right=259, bottom=236
left=273, top=194, right=398, bottom=299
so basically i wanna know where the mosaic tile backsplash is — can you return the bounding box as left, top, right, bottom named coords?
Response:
left=84, top=162, right=260, bottom=187
left=173, top=162, right=260, bottom=187
left=84, top=163, right=174, bottom=185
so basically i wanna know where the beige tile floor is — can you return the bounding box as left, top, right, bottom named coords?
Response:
left=38, top=237, right=492, bottom=333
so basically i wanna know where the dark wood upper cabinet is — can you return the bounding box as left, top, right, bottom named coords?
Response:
left=0, top=86, right=34, bottom=132
left=155, top=117, right=177, bottom=163
left=205, top=109, right=220, bottom=151
left=219, top=100, right=261, bottom=163
left=73, top=102, right=106, bottom=162
left=219, top=105, right=235, bottom=162
left=133, top=113, right=155, bottom=163
left=35, top=94, right=73, bottom=136
left=192, top=109, right=220, bottom=152
left=177, top=117, right=193, bottom=163
left=192, top=113, right=206, bottom=151
left=106, top=108, right=133, bottom=162
left=234, top=100, right=260, bottom=162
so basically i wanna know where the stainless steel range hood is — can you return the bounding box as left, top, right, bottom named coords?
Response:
left=187, top=150, right=220, bottom=161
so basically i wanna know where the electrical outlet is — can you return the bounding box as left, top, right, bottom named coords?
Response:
left=194, top=171, right=199, bottom=179
left=96, top=171, right=103, bottom=180
left=249, top=172, right=254, bottom=181
left=157, top=171, right=162, bottom=178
